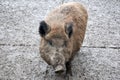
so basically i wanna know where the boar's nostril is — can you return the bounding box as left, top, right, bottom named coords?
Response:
left=54, top=65, right=65, bottom=74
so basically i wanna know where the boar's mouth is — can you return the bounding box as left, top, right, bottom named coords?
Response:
left=54, top=64, right=66, bottom=74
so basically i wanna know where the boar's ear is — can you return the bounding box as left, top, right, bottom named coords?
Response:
left=65, top=22, right=73, bottom=38
left=39, top=21, right=49, bottom=37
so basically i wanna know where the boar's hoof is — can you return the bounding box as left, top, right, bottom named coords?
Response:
left=55, top=65, right=65, bottom=74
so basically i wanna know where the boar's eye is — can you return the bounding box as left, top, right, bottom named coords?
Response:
left=62, top=41, right=67, bottom=47
left=48, top=40, right=53, bottom=46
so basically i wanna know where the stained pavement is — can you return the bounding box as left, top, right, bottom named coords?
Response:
left=0, top=0, right=120, bottom=80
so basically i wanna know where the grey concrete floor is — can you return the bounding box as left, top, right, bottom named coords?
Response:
left=0, top=0, right=120, bottom=80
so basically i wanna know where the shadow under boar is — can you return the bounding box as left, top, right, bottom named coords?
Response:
left=39, top=2, right=88, bottom=75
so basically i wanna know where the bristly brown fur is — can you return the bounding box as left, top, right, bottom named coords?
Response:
left=39, top=2, right=88, bottom=74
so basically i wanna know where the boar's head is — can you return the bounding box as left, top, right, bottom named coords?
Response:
left=39, top=20, right=73, bottom=74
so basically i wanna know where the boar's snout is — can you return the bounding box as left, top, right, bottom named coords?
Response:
left=51, top=53, right=66, bottom=74
left=54, top=65, right=66, bottom=74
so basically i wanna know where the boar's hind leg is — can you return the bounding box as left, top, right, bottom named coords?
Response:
left=66, top=61, right=72, bottom=76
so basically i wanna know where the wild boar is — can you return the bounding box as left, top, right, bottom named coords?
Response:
left=39, top=2, right=88, bottom=74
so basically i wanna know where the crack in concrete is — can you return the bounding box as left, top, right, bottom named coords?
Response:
left=82, top=46, right=120, bottom=49
left=0, top=44, right=37, bottom=47
left=0, top=44, right=119, bottom=49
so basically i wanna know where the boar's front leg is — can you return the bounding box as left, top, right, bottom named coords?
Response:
left=66, top=61, right=72, bottom=76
